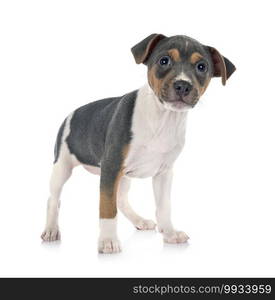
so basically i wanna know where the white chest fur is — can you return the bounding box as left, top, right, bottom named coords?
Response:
left=124, top=85, right=188, bottom=178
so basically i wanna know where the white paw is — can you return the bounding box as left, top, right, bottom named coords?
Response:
left=98, top=238, right=122, bottom=254
left=163, top=231, right=189, bottom=244
left=41, top=228, right=61, bottom=242
left=135, top=219, right=156, bottom=230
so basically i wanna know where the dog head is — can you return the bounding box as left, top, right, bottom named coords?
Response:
left=131, top=34, right=236, bottom=111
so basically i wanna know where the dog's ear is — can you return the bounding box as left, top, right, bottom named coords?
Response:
left=206, top=46, right=236, bottom=85
left=131, top=34, right=167, bottom=64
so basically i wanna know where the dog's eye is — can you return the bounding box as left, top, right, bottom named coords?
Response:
left=159, top=56, right=171, bottom=66
left=196, top=62, right=207, bottom=73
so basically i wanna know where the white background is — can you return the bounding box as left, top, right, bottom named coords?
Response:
left=0, top=0, right=274, bottom=277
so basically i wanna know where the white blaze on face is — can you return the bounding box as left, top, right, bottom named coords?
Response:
left=174, top=72, right=192, bottom=84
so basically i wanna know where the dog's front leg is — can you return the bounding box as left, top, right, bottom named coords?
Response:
left=98, top=162, right=122, bottom=254
left=152, top=169, right=189, bottom=244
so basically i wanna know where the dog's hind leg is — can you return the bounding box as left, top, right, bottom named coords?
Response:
left=117, top=176, right=156, bottom=230
left=41, top=150, right=73, bottom=242
left=41, top=114, right=76, bottom=242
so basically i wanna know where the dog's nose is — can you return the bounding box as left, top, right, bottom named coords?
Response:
left=173, top=80, right=193, bottom=96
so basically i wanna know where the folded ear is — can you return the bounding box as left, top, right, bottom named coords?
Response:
left=131, top=34, right=167, bottom=64
left=207, top=46, right=236, bottom=85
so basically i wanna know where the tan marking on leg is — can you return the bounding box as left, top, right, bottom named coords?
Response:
left=99, top=145, right=129, bottom=219
left=190, top=52, right=203, bottom=64
left=168, top=48, right=181, bottom=62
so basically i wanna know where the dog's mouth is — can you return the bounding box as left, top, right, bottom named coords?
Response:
left=159, top=97, right=197, bottom=112
left=160, top=93, right=199, bottom=110
left=168, top=98, right=196, bottom=108
left=159, top=85, right=199, bottom=109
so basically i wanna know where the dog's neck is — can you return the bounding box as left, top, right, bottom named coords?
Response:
left=135, top=84, right=188, bottom=134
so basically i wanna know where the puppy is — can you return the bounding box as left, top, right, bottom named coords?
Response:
left=41, top=34, right=236, bottom=253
